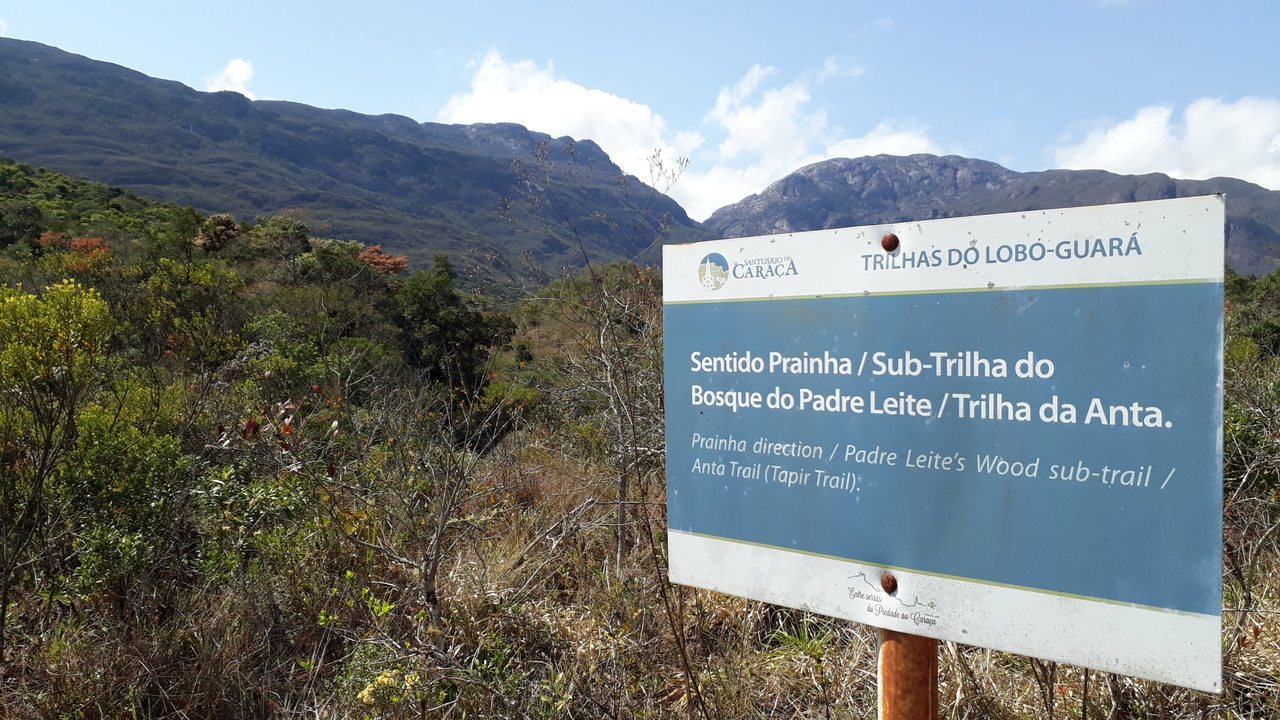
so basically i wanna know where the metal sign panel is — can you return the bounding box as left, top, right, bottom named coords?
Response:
left=663, top=196, right=1224, bottom=692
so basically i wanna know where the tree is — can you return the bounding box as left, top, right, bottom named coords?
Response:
left=395, top=254, right=513, bottom=394
left=234, top=214, right=313, bottom=274
left=0, top=280, right=114, bottom=665
left=356, top=244, right=409, bottom=275
left=0, top=199, right=42, bottom=248
left=194, top=213, right=241, bottom=251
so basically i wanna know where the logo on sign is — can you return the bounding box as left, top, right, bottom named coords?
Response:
left=734, top=255, right=798, bottom=280
left=698, top=253, right=729, bottom=290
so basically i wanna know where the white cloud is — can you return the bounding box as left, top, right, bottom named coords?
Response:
left=0, top=19, right=9, bottom=34
left=437, top=52, right=941, bottom=220
left=708, top=67, right=820, bottom=164
left=205, top=58, right=257, bottom=100
left=818, top=57, right=863, bottom=82
left=828, top=122, right=941, bottom=160
left=437, top=50, right=699, bottom=187
left=676, top=66, right=940, bottom=219
left=1053, top=97, right=1280, bottom=189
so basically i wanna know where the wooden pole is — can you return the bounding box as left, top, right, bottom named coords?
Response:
left=878, top=628, right=939, bottom=720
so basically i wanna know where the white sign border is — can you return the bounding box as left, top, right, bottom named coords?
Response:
left=671, top=531, right=1221, bottom=692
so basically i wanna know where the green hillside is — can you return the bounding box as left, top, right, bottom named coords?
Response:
left=0, top=38, right=700, bottom=279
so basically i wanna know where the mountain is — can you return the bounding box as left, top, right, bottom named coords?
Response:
left=0, top=38, right=698, bottom=280
left=705, top=154, right=1280, bottom=275
left=4, top=38, right=1278, bottom=278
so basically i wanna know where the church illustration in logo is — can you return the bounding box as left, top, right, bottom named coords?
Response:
left=698, top=253, right=729, bottom=290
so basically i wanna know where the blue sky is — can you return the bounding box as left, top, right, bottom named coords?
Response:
left=3, top=1, right=1279, bottom=219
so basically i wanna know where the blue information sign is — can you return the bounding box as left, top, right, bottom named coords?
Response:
left=663, top=197, right=1223, bottom=692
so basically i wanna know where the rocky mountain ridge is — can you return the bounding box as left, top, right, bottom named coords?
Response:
left=2, top=38, right=1278, bottom=275
left=706, top=155, right=1280, bottom=274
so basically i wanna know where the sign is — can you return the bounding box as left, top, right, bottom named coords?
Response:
left=663, top=196, right=1224, bottom=692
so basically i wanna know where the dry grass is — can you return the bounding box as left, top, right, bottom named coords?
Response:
left=1, top=390, right=1274, bottom=719
left=304, top=423, right=1279, bottom=719
left=2, top=426, right=1276, bottom=718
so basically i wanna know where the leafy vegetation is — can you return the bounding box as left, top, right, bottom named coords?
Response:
left=0, top=158, right=1278, bottom=719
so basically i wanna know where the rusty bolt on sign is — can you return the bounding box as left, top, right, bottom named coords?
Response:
left=881, top=232, right=900, bottom=252
left=881, top=572, right=898, bottom=595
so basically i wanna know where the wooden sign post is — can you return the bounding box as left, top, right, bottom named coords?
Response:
left=878, top=629, right=938, bottom=720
